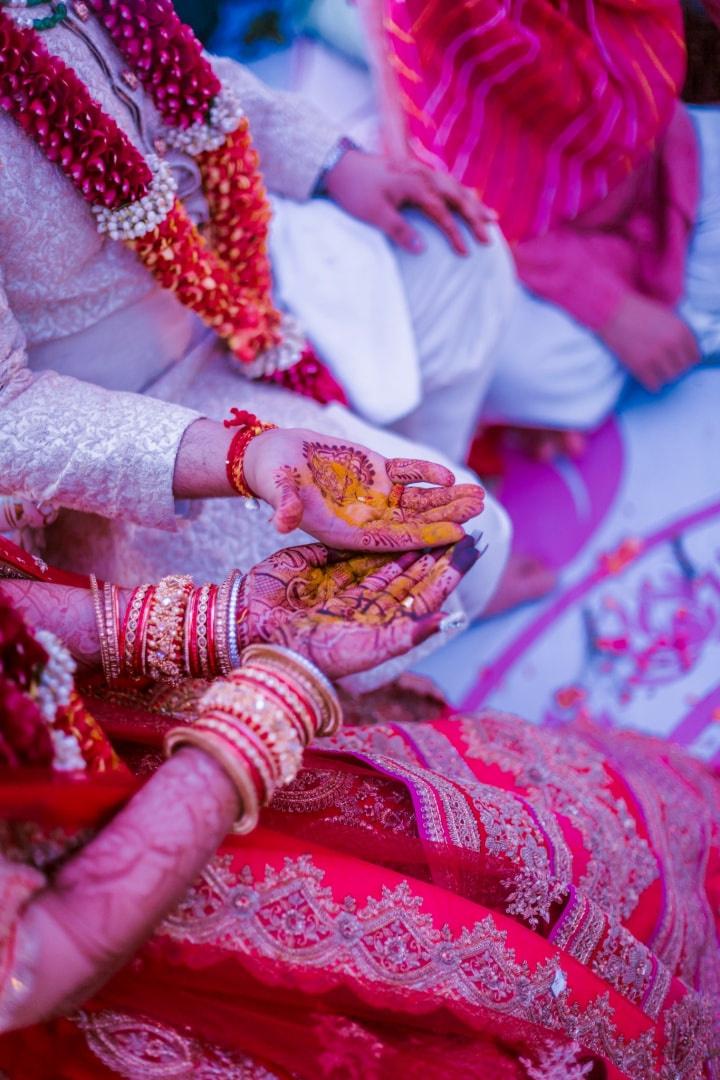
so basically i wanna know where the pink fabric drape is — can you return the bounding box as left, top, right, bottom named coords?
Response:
left=364, top=0, right=687, bottom=243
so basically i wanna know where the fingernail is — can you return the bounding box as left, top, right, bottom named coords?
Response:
left=412, top=613, right=443, bottom=644
left=439, top=611, right=468, bottom=634
left=450, top=539, right=479, bottom=572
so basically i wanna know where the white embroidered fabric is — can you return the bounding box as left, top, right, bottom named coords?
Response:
left=0, top=15, right=510, bottom=685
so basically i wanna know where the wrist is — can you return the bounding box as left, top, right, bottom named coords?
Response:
left=241, top=427, right=277, bottom=499
left=314, top=138, right=362, bottom=198
left=164, top=647, right=343, bottom=834
left=93, top=571, right=249, bottom=683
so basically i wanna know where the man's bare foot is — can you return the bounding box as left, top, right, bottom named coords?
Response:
left=483, top=552, right=557, bottom=617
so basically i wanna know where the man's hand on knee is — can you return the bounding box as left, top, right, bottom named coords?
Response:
left=323, top=149, right=496, bottom=256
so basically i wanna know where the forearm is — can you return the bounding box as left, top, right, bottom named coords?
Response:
left=0, top=580, right=107, bottom=668
left=4, top=748, right=238, bottom=1029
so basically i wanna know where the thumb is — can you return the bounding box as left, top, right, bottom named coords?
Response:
left=272, top=472, right=304, bottom=534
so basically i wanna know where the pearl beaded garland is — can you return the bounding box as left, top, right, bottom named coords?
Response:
left=34, top=629, right=84, bottom=770
left=93, top=158, right=177, bottom=240
left=242, top=313, right=307, bottom=379
left=163, top=89, right=245, bottom=157
left=34, top=629, right=76, bottom=723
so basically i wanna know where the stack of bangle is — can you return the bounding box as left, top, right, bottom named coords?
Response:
left=90, top=574, right=122, bottom=685
left=164, top=644, right=342, bottom=833
left=93, top=570, right=250, bottom=684
left=224, top=408, right=277, bottom=498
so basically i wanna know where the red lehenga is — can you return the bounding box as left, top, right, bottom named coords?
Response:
left=0, top=541, right=718, bottom=1079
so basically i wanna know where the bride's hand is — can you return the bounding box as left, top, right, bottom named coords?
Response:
left=243, top=428, right=485, bottom=551
left=246, top=535, right=480, bottom=678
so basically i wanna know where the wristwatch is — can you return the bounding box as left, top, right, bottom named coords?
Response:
left=313, top=136, right=360, bottom=196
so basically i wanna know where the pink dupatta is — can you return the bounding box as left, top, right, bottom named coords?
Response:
left=361, top=0, right=687, bottom=242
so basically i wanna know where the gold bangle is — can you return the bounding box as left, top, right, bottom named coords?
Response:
left=198, top=713, right=277, bottom=794
left=242, top=644, right=342, bottom=736
left=90, top=573, right=113, bottom=684
left=102, top=582, right=122, bottom=684
left=199, top=683, right=303, bottom=787
left=164, top=726, right=260, bottom=834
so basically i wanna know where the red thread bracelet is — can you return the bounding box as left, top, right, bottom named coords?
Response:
left=224, top=408, right=277, bottom=498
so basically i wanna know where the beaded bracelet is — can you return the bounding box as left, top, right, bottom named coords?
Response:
left=224, top=408, right=277, bottom=498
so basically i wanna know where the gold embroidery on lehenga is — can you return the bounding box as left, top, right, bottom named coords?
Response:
left=159, top=854, right=663, bottom=1077
left=458, top=712, right=659, bottom=925
left=550, top=889, right=672, bottom=1021
left=76, top=1010, right=279, bottom=1079
left=398, top=722, right=572, bottom=926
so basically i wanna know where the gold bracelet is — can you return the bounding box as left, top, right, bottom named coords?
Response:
left=146, top=574, right=193, bottom=682
left=102, top=582, right=122, bottom=684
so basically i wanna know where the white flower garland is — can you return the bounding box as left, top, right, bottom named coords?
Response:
left=93, top=156, right=177, bottom=241
left=162, top=88, right=245, bottom=157
left=34, top=629, right=84, bottom=772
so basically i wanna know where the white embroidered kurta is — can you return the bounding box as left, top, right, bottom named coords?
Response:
left=0, top=13, right=512, bottom=684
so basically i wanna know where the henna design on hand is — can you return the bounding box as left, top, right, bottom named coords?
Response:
left=303, top=441, right=376, bottom=506
left=253, top=428, right=484, bottom=552
left=297, top=442, right=483, bottom=551
left=242, top=543, right=392, bottom=645
left=252, top=536, right=480, bottom=678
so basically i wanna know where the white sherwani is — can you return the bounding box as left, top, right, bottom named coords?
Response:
left=0, top=14, right=514, bottom=681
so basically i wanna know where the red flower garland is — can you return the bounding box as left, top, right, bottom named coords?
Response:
left=0, top=591, right=53, bottom=768
left=87, top=0, right=220, bottom=129
left=130, top=124, right=281, bottom=361
left=0, top=17, right=151, bottom=209
left=0, top=6, right=347, bottom=405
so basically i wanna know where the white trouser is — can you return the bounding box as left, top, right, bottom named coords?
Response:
left=269, top=199, right=517, bottom=462
left=482, top=105, right=720, bottom=431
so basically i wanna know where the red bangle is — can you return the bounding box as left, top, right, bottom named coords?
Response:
left=224, top=408, right=277, bottom=497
